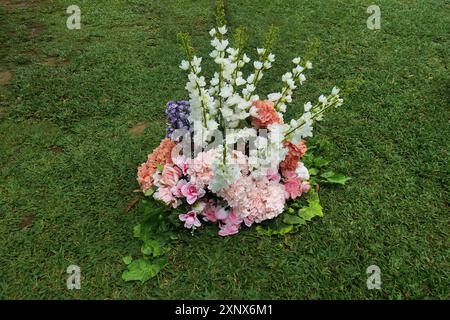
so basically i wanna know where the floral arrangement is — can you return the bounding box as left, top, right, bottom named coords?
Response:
left=123, top=1, right=353, bottom=283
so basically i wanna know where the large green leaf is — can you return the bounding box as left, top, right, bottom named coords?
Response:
left=313, top=156, right=330, bottom=168
left=122, top=258, right=167, bottom=283
left=283, top=214, right=305, bottom=225
left=321, top=171, right=351, bottom=185
left=299, top=201, right=323, bottom=221
left=298, top=189, right=323, bottom=221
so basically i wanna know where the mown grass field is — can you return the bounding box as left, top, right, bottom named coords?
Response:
left=0, top=0, right=448, bottom=299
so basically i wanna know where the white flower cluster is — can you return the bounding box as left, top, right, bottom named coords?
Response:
left=178, top=24, right=343, bottom=189
left=286, top=86, right=344, bottom=144
left=268, top=57, right=312, bottom=113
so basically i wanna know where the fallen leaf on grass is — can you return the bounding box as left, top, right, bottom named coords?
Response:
left=0, top=70, right=12, bottom=85
left=19, top=215, right=35, bottom=229
left=129, top=121, right=148, bottom=135
left=124, top=196, right=140, bottom=213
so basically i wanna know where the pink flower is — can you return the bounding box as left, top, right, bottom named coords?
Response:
left=187, top=149, right=219, bottom=187
left=172, top=155, right=189, bottom=175
left=267, top=168, right=281, bottom=182
left=301, top=181, right=310, bottom=194
left=202, top=203, right=229, bottom=222
left=157, top=165, right=181, bottom=188
left=281, top=170, right=297, bottom=179
left=218, top=223, right=240, bottom=237
left=243, top=216, right=254, bottom=227
left=137, top=138, right=177, bottom=192
left=218, top=176, right=285, bottom=223
left=224, top=208, right=243, bottom=225
left=171, top=179, right=187, bottom=198
left=154, top=186, right=179, bottom=208
left=179, top=211, right=202, bottom=229
left=284, top=177, right=302, bottom=199
left=181, top=181, right=206, bottom=204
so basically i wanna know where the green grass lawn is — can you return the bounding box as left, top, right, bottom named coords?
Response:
left=0, top=0, right=448, bottom=299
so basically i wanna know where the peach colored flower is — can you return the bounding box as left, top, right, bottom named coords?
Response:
left=137, top=138, right=177, bottom=192
left=280, top=140, right=307, bottom=173
left=250, top=100, right=283, bottom=128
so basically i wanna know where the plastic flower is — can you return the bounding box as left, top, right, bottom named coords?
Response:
left=250, top=100, right=283, bottom=128
left=218, top=223, right=240, bottom=236
left=296, top=162, right=310, bottom=180
left=154, top=186, right=180, bottom=208
left=301, top=181, right=311, bottom=194
left=165, top=100, right=191, bottom=138
left=280, top=140, right=307, bottom=173
left=187, top=148, right=220, bottom=187
left=155, top=164, right=181, bottom=188
left=181, top=181, right=206, bottom=204
left=283, top=177, right=302, bottom=199
left=179, top=211, right=202, bottom=229
left=202, top=202, right=229, bottom=222
left=218, top=208, right=242, bottom=236
left=219, top=175, right=286, bottom=223
left=137, top=138, right=177, bottom=192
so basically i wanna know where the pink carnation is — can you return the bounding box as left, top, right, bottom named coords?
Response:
left=283, top=177, right=302, bottom=199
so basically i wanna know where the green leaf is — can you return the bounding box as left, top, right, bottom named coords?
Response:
left=256, top=220, right=294, bottom=236
left=313, top=156, right=330, bottom=168
left=141, top=239, right=164, bottom=257
left=144, top=187, right=155, bottom=197
left=122, top=258, right=167, bottom=283
left=299, top=202, right=323, bottom=221
left=298, top=189, right=324, bottom=221
left=283, top=214, right=305, bottom=225
left=308, top=168, right=319, bottom=176
left=122, top=256, right=133, bottom=265
left=301, top=152, right=314, bottom=167
left=321, top=171, right=351, bottom=185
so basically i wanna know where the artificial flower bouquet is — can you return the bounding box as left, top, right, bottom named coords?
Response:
left=136, top=26, right=343, bottom=236
left=123, top=2, right=351, bottom=283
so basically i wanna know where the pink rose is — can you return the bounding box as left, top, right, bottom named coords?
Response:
left=284, top=177, right=302, bottom=199
left=179, top=211, right=201, bottom=229
left=181, top=181, right=206, bottom=205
